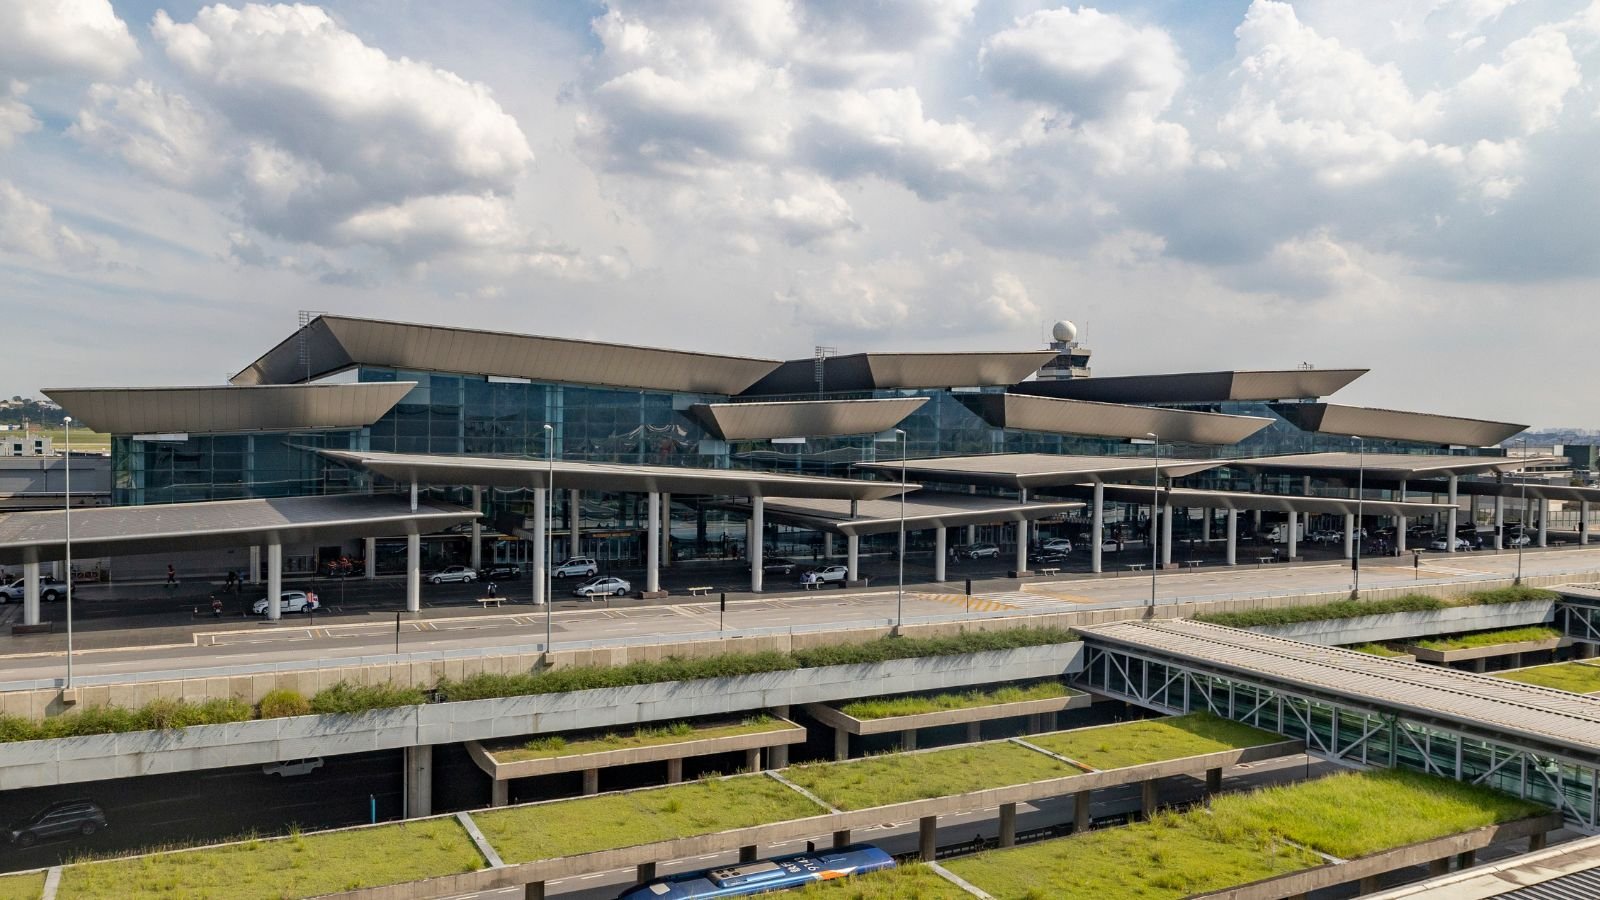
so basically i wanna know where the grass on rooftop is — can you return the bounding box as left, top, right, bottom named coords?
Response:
left=55, top=818, right=483, bottom=900
left=1347, top=643, right=1410, bottom=657
left=1413, top=626, right=1561, bottom=652
left=1495, top=660, right=1600, bottom=694
left=489, top=716, right=782, bottom=763
left=474, top=775, right=824, bottom=864
left=783, top=742, right=1081, bottom=811
left=1193, top=587, right=1557, bottom=629
left=795, top=863, right=972, bottom=898
left=1027, top=713, right=1279, bottom=771
left=838, top=681, right=1074, bottom=721
left=0, top=872, right=45, bottom=900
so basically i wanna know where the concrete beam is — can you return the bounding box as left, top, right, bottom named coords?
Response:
left=804, top=690, right=1089, bottom=736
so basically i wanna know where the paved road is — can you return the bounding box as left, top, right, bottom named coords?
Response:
left=3, top=544, right=1597, bottom=690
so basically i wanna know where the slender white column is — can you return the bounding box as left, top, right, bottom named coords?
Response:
left=1538, top=498, right=1549, bottom=547
left=409, top=479, right=418, bottom=512
left=266, top=540, right=283, bottom=621
left=406, top=533, right=420, bottom=612
left=1343, top=514, right=1355, bottom=559
left=1014, top=489, right=1028, bottom=574
left=1202, top=508, right=1212, bottom=543
left=646, top=492, right=660, bottom=593
left=249, top=545, right=262, bottom=584
left=22, top=555, right=40, bottom=626
left=1091, top=483, right=1104, bottom=574
left=568, top=488, right=581, bottom=560
left=1287, top=511, right=1299, bottom=561
left=750, top=496, right=764, bottom=593
left=660, top=492, right=672, bottom=568
left=1494, top=493, right=1505, bottom=550
left=1225, top=510, right=1238, bottom=566
left=1447, top=475, right=1459, bottom=553
left=1396, top=479, right=1408, bottom=553
left=847, top=534, right=859, bottom=581
left=934, top=528, right=947, bottom=582
left=824, top=533, right=835, bottom=559
left=364, top=537, right=376, bottom=579
left=470, top=486, right=483, bottom=571
left=1583, top=501, right=1590, bottom=546
left=531, top=487, right=547, bottom=606
left=1160, top=503, right=1173, bottom=567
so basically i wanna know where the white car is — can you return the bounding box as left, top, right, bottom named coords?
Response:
left=251, top=591, right=319, bottom=615
left=573, top=575, right=631, bottom=599
left=1041, top=538, right=1072, bottom=553
left=1506, top=533, right=1533, bottom=547
left=801, top=565, right=849, bottom=585
left=262, top=757, right=324, bottom=777
left=964, top=543, right=1001, bottom=559
left=426, top=565, right=477, bottom=584
left=552, top=557, right=599, bottom=578
left=0, top=577, right=65, bottom=603
left=1308, top=530, right=1342, bottom=545
left=1428, top=537, right=1472, bottom=551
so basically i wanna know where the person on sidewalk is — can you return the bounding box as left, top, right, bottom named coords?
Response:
left=166, top=564, right=176, bottom=586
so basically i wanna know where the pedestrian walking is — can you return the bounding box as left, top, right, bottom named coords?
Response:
left=166, top=564, right=176, bottom=586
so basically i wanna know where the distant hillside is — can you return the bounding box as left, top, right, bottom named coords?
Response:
left=0, top=397, right=65, bottom=427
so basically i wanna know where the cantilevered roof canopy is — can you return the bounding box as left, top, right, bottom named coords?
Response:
left=231, top=315, right=782, bottom=395
left=961, top=394, right=1272, bottom=445
left=1012, top=368, right=1367, bottom=404
left=1223, top=452, right=1565, bottom=479
left=319, top=449, right=912, bottom=501
left=724, top=494, right=1083, bottom=537
left=0, top=495, right=475, bottom=566
left=42, top=383, right=416, bottom=436
left=739, top=351, right=1056, bottom=395
left=1270, top=403, right=1525, bottom=447
left=689, top=397, right=928, bottom=441
left=856, top=453, right=1224, bottom=490
left=1407, top=478, right=1600, bottom=506
left=1082, top=484, right=1452, bottom=517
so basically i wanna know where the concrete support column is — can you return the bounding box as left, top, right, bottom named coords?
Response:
left=363, top=537, right=376, bottom=580
left=636, top=863, right=656, bottom=884
left=1287, top=511, right=1299, bottom=561
left=1202, top=508, right=1212, bottom=543
left=1074, top=789, right=1092, bottom=832
left=846, top=534, right=859, bottom=581
left=1140, top=779, right=1158, bottom=819
left=1428, top=859, right=1450, bottom=877
left=919, top=816, right=937, bottom=862
left=1539, top=498, right=1549, bottom=548
left=750, top=496, right=764, bottom=593
left=934, top=527, right=947, bottom=582
left=832, top=830, right=851, bottom=850
left=1397, top=480, right=1408, bottom=553
left=823, top=533, right=834, bottom=559
left=491, top=779, right=508, bottom=807
left=1456, top=850, right=1476, bottom=869
left=249, top=545, right=261, bottom=584
left=1358, top=875, right=1380, bottom=895
left=999, top=803, right=1017, bottom=847
left=1226, top=509, right=1237, bottom=566
left=582, top=769, right=599, bottom=795
left=568, top=489, right=581, bottom=559
left=470, top=486, right=483, bottom=571
left=1160, top=503, right=1173, bottom=567
left=406, top=533, right=420, bottom=613
left=666, top=757, right=683, bottom=784
left=745, top=747, right=762, bottom=772
left=266, top=540, right=283, bottom=621
left=1344, top=514, right=1356, bottom=559
left=740, top=845, right=758, bottom=863
left=531, top=488, right=547, bottom=606
left=834, top=726, right=849, bottom=761
left=1091, top=483, right=1105, bottom=574
left=646, top=492, right=660, bottom=594
left=405, top=744, right=432, bottom=818
left=901, top=729, right=917, bottom=751
left=1495, top=493, right=1505, bottom=550
left=525, top=882, right=545, bottom=900
left=1583, top=501, right=1591, bottom=545
left=1206, top=767, right=1222, bottom=795
left=660, top=493, right=672, bottom=568
left=1014, top=488, right=1029, bottom=575
left=769, top=706, right=790, bottom=767
left=1530, top=831, right=1548, bottom=851
left=966, top=722, right=981, bottom=743
left=1447, top=475, right=1459, bottom=553
left=22, top=556, right=40, bottom=626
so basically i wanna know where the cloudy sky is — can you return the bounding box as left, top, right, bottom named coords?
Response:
left=2, top=1, right=1598, bottom=427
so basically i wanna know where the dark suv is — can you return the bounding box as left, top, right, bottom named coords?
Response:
left=7, top=800, right=107, bottom=846
left=476, top=564, right=522, bottom=581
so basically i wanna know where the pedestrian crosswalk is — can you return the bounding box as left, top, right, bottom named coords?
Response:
left=912, top=589, right=1078, bottom=613
left=911, top=592, right=1018, bottom=613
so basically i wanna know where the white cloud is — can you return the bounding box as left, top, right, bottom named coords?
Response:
left=982, top=7, right=1185, bottom=122
left=0, top=83, right=40, bottom=149
left=798, top=87, right=992, bottom=199
left=69, top=81, right=224, bottom=188
left=778, top=254, right=1039, bottom=336
left=1444, top=30, right=1581, bottom=139
left=0, top=179, right=100, bottom=267
left=0, top=0, right=138, bottom=81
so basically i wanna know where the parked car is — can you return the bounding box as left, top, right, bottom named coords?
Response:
left=752, top=558, right=798, bottom=576
left=426, top=565, right=477, bottom=585
left=1428, top=536, right=1472, bottom=551
left=552, top=557, right=599, bottom=578
left=7, top=800, right=106, bottom=847
left=321, top=557, right=364, bottom=578
left=1307, top=530, right=1342, bottom=545
left=1506, top=533, right=1533, bottom=547
left=1032, top=550, right=1070, bottom=566
left=573, top=576, right=630, bottom=599
left=476, top=563, right=522, bottom=581
left=1040, top=538, right=1072, bottom=553
left=0, top=576, right=65, bottom=604
left=800, top=565, right=849, bottom=585
left=963, top=543, right=1000, bottom=560
left=250, top=591, right=319, bottom=615
left=262, top=758, right=324, bottom=778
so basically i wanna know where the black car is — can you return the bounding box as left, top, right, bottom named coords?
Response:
left=7, top=800, right=107, bottom=847
left=477, top=564, right=522, bottom=581
left=750, top=558, right=798, bottom=575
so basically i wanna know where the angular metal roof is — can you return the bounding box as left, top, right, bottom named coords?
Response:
left=724, top=494, right=1084, bottom=536
left=1085, top=483, right=1453, bottom=516
left=1271, top=402, right=1526, bottom=447
left=856, top=453, right=1224, bottom=490
left=1368, top=833, right=1600, bottom=899
left=318, top=449, right=913, bottom=500
left=0, top=494, right=475, bottom=565
left=1223, top=452, right=1565, bottom=479
left=688, top=397, right=927, bottom=441
left=41, top=383, right=416, bottom=436
left=738, top=351, right=1056, bottom=395
left=961, top=393, right=1272, bottom=445
left=230, top=315, right=783, bottom=395
left=1079, top=619, right=1600, bottom=762
left=1011, top=368, right=1367, bottom=403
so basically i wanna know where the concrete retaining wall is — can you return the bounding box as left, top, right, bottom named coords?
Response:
left=0, top=643, right=1084, bottom=790
left=806, top=691, right=1092, bottom=735
left=470, top=719, right=808, bottom=779
left=1407, top=637, right=1565, bottom=664
left=1238, top=600, right=1555, bottom=646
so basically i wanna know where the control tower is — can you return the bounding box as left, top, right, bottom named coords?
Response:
left=1037, top=320, right=1092, bottom=381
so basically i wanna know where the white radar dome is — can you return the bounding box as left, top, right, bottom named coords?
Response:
left=1051, top=320, right=1078, bottom=343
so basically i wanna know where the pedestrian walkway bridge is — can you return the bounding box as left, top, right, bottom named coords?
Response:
left=1075, top=619, right=1600, bottom=828
left=1556, top=585, right=1600, bottom=645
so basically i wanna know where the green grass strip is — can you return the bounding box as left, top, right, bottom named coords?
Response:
left=474, top=775, right=824, bottom=864
left=490, top=716, right=782, bottom=762
left=1412, top=626, right=1560, bottom=651
left=783, top=743, right=1081, bottom=811
left=795, top=863, right=973, bottom=898
left=1496, top=661, right=1600, bottom=694
left=1027, top=713, right=1279, bottom=771
left=0, top=872, right=45, bottom=900
left=1193, top=587, right=1556, bottom=629
left=1347, top=643, right=1409, bottom=657
left=944, top=770, right=1547, bottom=899
left=55, top=818, right=484, bottom=900
left=839, top=681, right=1074, bottom=720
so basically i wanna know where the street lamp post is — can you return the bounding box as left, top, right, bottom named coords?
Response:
left=544, top=423, right=554, bottom=651
left=895, top=428, right=907, bottom=633
left=64, top=417, right=74, bottom=690
left=1353, top=436, right=1364, bottom=598
left=1147, top=432, right=1159, bottom=611
left=1516, top=436, right=1527, bottom=585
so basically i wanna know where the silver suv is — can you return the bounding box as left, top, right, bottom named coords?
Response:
left=552, top=557, right=599, bottom=578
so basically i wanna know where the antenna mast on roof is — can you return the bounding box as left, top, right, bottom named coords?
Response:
left=298, top=310, right=326, bottom=383
left=814, top=346, right=835, bottom=400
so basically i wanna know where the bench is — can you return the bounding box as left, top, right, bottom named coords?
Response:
left=476, top=597, right=505, bottom=608
left=686, top=586, right=715, bottom=597
left=1037, top=567, right=1061, bottom=577
left=1183, top=560, right=1202, bottom=568
left=1258, top=556, right=1275, bottom=567
left=1126, top=563, right=1146, bottom=573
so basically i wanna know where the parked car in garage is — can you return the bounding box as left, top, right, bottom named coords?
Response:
left=573, top=575, right=631, bottom=598
left=1428, top=536, right=1472, bottom=551
left=250, top=591, right=319, bottom=615
left=752, top=558, right=798, bottom=576
left=426, top=565, right=477, bottom=585
left=262, top=757, right=324, bottom=777
left=7, top=800, right=106, bottom=847
left=1040, top=538, right=1072, bottom=553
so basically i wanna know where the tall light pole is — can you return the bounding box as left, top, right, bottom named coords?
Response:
left=895, top=428, right=907, bottom=633
left=1353, top=435, right=1364, bottom=598
left=544, top=423, right=554, bottom=652
left=63, top=416, right=74, bottom=689
left=1516, top=436, right=1527, bottom=585
left=1147, top=431, right=1159, bottom=611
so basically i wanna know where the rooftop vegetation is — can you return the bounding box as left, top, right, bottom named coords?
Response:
left=1348, top=643, right=1410, bottom=657
left=55, top=818, right=483, bottom=900
left=1412, top=626, right=1561, bottom=651
left=1192, top=587, right=1557, bottom=629
left=838, top=681, right=1074, bottom=721
left=943, top=770, right=1548, bottom=899
left=0, top=872, right=44, bottom=900
left=1495, top=661, right=1600, bottom=694
left=474, top=775, right=822, bottom=864
left=795, top=863, right=971, bottom=898
left=782, top=742, right=1081, bottom=811
left=489, top=716, right=782, bottom=762
left=1027, top=713, right=1278, bottom=771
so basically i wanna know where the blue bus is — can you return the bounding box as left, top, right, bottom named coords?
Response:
left=616, top=844, right=895, bottom=899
